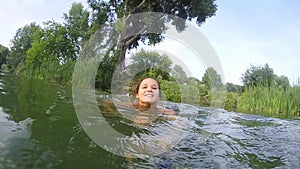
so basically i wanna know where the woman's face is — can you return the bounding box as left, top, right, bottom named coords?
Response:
left=136, top=78, right=160, bottom=106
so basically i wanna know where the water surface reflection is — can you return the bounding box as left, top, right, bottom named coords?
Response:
left=0, top=73, right=299, bottom=168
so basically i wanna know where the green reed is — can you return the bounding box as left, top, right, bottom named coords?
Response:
left=20, top=59, right=76, bottom=85
left=236, top=85, right=300, bottom=118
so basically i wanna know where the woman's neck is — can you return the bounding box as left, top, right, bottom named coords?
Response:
left=137, top=102, right=157, bottom=111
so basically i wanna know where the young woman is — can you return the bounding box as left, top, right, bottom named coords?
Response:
left=100, top=77, right=176, bottom=125
left=131, top=77, right=176, bottom=125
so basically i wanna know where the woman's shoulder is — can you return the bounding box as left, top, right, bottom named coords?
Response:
left=158, top=107, right=177, bottom=116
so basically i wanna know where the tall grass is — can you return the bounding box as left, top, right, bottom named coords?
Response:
left=237, top=85, right=300, bottom=118
left=20, top=59, right=75, bottom=85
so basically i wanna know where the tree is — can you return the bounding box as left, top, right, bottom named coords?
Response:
left=87, top=0, right=217, bottom=77
left=172, top=64, right=187, bottom=83
left=202, top=67, right=223, bottom=89
left=241, top=63, right=275, bottom=88
left=63, top=2, right=90, bottom=56
left=0, top=44, right=9, bottom=68
left=95, top=48, right=118, bottom=90
left=274, top=75, right=290, bottom=90
left=26, top=21, right=75, bottom=68
left=127, top=49, right=172, bottom=80
left=6, top=23, right=40, bottom=70
left=226, top=82, right=242, bottom=93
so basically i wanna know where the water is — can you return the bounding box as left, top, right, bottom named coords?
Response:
left=0, top=72, right=300, bottom=169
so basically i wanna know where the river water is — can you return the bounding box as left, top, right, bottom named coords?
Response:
left=0, top=72, right=299, bottom=169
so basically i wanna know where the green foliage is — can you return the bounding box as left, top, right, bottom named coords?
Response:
left=95, top=48, right=118, bottom=91
left=241, top=63, right=275, bottom=88
left=210, top=88, right=227, bottom=108
left=1, top=64, right=8, bottom=71
left=6, top=23, right=40, bottom=70
left=125, top=50, right=205, bottom=105
left=38, top=21, right=76, bottom=61
left=172, top=65, right=187, bottom=83
left=5, top=0, right=298, bottom=119
left=87, top=0, right=110, bottom=33
left=6, top=3, right=92, bottom=84
left=274, top=75, right=290, bottom=90
left=88, top=0, right=217, bottom=28
left=200, top=67, right=226, bottom=108
left=72, top=58, right=99, bottom=88
left=115, top=19, right=126, bottom=33
left=129, top=74, right=202, bottom=105
left=127, top=50, right=172, bottom=80
left=25, top=27, right=48, bottom=68
left=198, top=82, right=210, bottom=106
left=202, top=67, right=223, bottom=89
left=63, top=2, right=91, bottom=55
left=87, top=0, right=217, bottom=76
left=180, top=78, right=201, bottom=105
left=0, top=44, right=9, bottom=68
left=226, top=82, right=243, bottom=93
left=125, top=50, right=173, bottom=98
left=22, top=59, right=75, bottom=84
left=159, top=80, right=181, bottom=103
left=22, top=21, right=76, bottom=83
left=236, top=63, right=298, bottom=118
left=237, top=85, right=300, bottom=118
left=224, top=92, right=238, bottom=112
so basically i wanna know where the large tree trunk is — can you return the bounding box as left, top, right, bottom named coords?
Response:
left=116, top=36, right=127, bottom=80
left=115, top=14, right=147, bottom=80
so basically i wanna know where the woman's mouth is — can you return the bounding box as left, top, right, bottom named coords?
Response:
left=144, top=94, right=154, bottom=97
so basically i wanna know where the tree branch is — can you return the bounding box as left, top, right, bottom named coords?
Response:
left=122, top=0, right=148, bottom=28
left=136, top=0, right=147, bottom=10
left=125, top=27, right=147, bottom=47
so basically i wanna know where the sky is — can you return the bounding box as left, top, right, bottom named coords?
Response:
left=0, top=0, right=299, bottom=85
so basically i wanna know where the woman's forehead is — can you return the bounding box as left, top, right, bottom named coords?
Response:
left=140, top=78, right=158, bottom=86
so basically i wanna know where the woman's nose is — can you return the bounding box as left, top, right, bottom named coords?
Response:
left=146, top=87, right=152, bottom=91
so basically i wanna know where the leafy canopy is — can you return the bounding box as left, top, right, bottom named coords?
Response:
left=6, top=23, right=40, bottom=70
left=202, top=67, right=223, bottom=89
left=241, top=63, right=290, bottom=89
left=241, top=64, right=274, bottom=88
left=87, top=0, right=217, bottom=62
left=0, top=45, right=9, bottom=67
left=127, top=49, right=172, bottom=80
